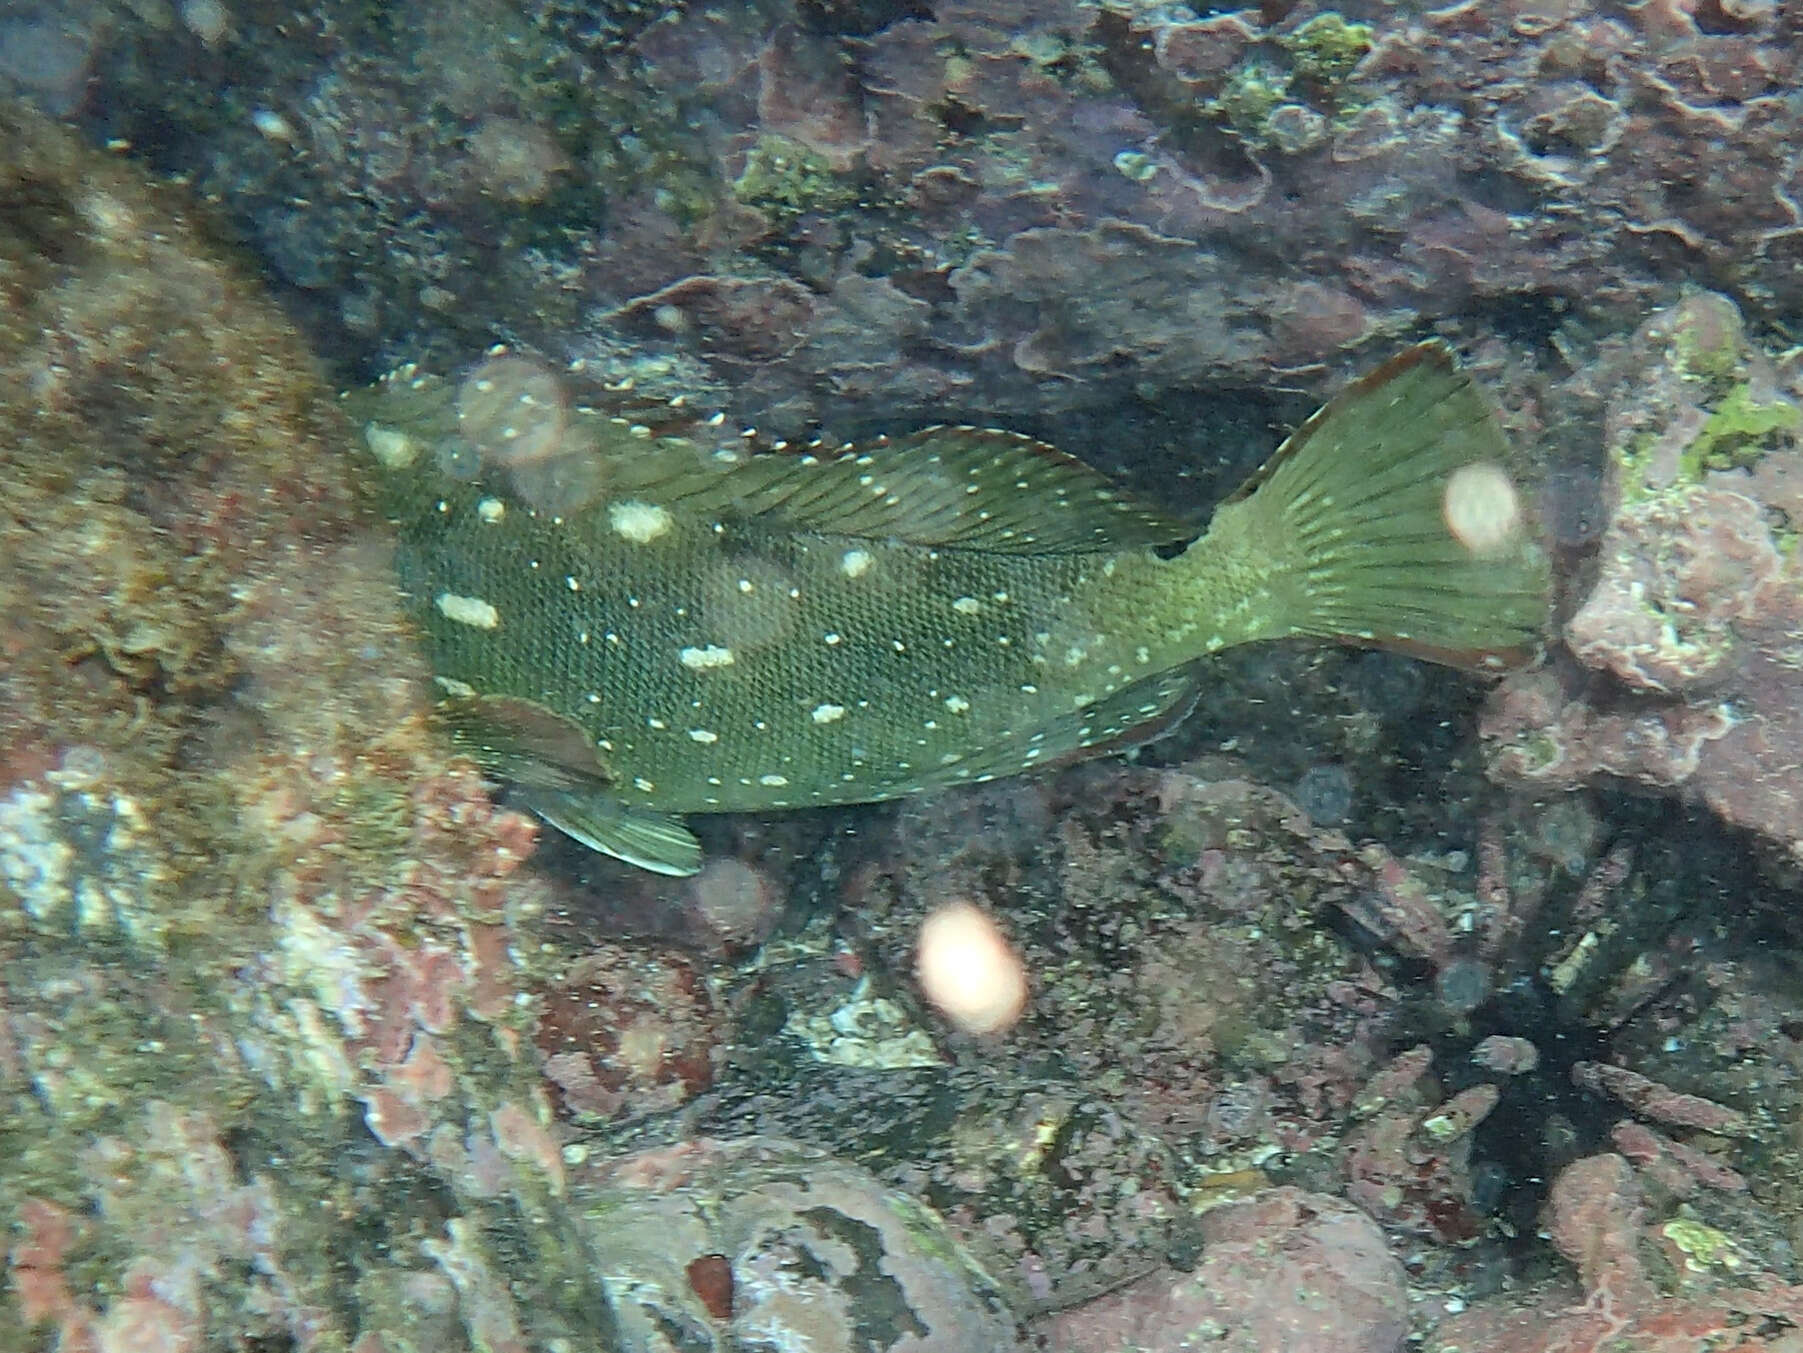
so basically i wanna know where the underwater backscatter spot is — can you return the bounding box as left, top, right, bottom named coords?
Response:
left=508, top=429, right=609, bottom=516
left=457, top=353, right=569, bottom=466
left=1443, top=462, right=1523, bottom=556
left=699, top=556, right=804, bottom=653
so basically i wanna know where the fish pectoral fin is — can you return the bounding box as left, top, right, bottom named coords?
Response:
left=519, top=787, right=703, bottom=877
left=437, top=693, right=615, bottom=788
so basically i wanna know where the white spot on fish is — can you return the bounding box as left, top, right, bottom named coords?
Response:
left=823, top=632, right=843, bottom=646
left=951, top=596, right=982, bottom=615
left=679, top=645, right=735, bottom=670
left=688, top=729, right=719, bottom=743
left=436, top=592, right=500, bottom=629
left=364, top=423, right=419, bottom=468
left=1064, top=645, right=1087, bottom=666
left=759, top=773, right=789, bottom=787
left=566, top=575, right=581, bottom=591
left=633, top=776, right=655, bottom=792
left=609, top=500, right=673, bottom=543
left=840, top=549, right=872, bottom=578
left=476, top=496, right=506, bottom=523
left=944, top=694, right=971, bottom=714
left=434, top=676, right=477, bottom=697
left=811, top=703, right=846, bottom=724
left=1136, top=646, right=1150, bottom=664
left=648, top=717, right=667, bottom=729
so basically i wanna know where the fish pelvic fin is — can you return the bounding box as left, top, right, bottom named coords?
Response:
left=1206, top=342, right=1549, bottom=673
left=519, top=787, right=703, bottom=876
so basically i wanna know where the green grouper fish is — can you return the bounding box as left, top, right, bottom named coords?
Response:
left=356, top=343, right=1547, bottom=875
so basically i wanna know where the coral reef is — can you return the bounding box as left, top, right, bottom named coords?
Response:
left=16, top=0, right=1795, bottom=437
left=1430, top=1150, right=1803, bottom=1353
left=12, top=5, right=1803, bottom=1349
left=0, top=97, right=624, bottom=1353
left=1484, top=292, right=1803, bottom=867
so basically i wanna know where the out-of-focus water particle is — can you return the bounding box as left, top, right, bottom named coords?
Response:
left=1443, top=462, right=1524, bottom=556
left=917, top=901, right=1028, bottom=1036
left=456, top=354, right=569, bottom=466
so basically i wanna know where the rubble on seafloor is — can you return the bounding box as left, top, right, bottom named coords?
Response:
left=564, top=753, right=1803, bottom=1351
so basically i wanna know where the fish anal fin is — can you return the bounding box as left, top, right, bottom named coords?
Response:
left=1045, top=665, right=1203, bottom=770
left=918, top=667, right=1201, bottom=792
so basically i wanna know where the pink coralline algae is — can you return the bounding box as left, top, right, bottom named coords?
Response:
left=1037, top=1187, right=1408, bottom=1353
left=1484, top=292, right=1803, bottom=865
left=0, top=101, right=615, bottom=1352
left=1343, top=1051, right=1501, bottom=1245
left=1430, top=1151, right=1803, bottom=1353
left=558, top=0, right=1799, bottom=429
left=55, top=0, right=1803, bottom=435
left=533, top=943, right=725, bottom=1122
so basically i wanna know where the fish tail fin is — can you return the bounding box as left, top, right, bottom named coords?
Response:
left=1208, top=342, right=1549, bottom=671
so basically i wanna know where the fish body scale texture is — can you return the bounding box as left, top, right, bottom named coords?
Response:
left=397, top=489, right=1224, bottom=813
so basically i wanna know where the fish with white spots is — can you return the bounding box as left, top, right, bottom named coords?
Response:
left=355, top=343, right=1547, bottom=875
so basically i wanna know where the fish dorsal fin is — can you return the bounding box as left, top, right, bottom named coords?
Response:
left=608, top=427, right=1195, bottom=555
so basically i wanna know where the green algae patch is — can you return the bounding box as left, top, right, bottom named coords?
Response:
left=1210, top=13, right=1376, bottom=149
left=1668, top=290, right=1749, bottom=391
left=1682, top=382, right=1802, bottom=477
left=732, top=134, right=859, bottom=222
left=1283, top=13, right=1374, bottom=90
left=1212, top=59, right=1292, bottom=142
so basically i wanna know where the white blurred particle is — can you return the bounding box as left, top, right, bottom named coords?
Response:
left=916, top=902, right=1028, bottom=1036
left=1443, top=462, right=1523, bottom=555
